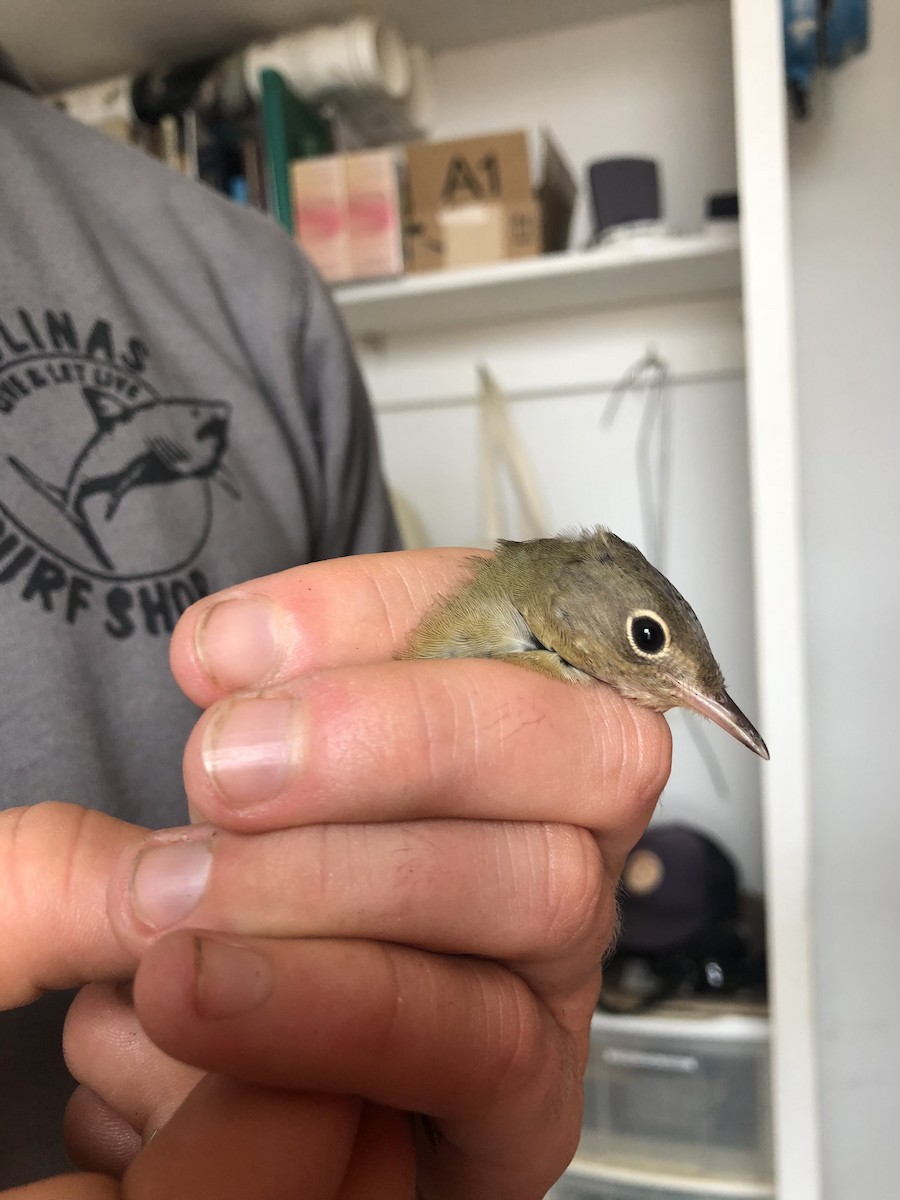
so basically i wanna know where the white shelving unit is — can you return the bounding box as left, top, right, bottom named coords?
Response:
left=334, top=232, right=741, bottom=338
left=358, top=8, right=821, bottom=1195
left=6, top=1, right=819, bottom=1197
left=730, top=5, right=819, bottom=1197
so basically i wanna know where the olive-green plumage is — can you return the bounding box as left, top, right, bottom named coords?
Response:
left=404, top=527, right=768, bottom=759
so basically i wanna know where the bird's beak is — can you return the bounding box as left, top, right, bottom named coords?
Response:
left=677, top=684, right=770, bottom=760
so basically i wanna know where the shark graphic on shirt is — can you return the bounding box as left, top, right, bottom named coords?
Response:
left=8, top=385, right=240, bottom=570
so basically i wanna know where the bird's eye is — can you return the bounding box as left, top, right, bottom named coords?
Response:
left=627, top=611, right=670, bottom=658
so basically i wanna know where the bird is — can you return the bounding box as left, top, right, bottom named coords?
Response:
left=403, top=526, right=768, bottom=760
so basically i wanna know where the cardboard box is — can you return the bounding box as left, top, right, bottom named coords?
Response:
left=291, top=150, right=403, bottom=283
left=403, top=129, right=575, bottom=272
left=290, top=155, right=352, bottom=282
left=345, top=150, right=404, bottom=280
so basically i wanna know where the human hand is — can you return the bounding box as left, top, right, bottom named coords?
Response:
left=67, top=548, right=671, bottom=1199
left=0, top=803, right=401, bottom=1200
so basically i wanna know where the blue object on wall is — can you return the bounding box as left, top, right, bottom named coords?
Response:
left=822, top=0, right=870, bottom=66
left=783, top=0, right=870, bottom=117
left=783, top=0, right=819, bottom=114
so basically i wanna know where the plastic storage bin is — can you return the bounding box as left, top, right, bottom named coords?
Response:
left=577, top=1006, right=772, bottom=1183
left=547, top=1161, right=775, bottom=1199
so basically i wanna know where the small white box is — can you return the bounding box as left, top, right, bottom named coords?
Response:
left=576, top=1005, right=772, bottom=1184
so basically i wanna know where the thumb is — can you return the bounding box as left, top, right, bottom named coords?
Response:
left=0, top=803, right=144, bottom=1010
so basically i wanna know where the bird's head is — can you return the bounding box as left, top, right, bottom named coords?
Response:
left=512, top=529, right=769, bottom=759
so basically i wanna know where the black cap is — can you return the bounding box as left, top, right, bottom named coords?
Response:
left=617, top=823, right=739, bottom=955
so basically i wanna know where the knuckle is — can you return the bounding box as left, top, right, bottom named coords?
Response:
left=486, top=980, right=585, bottom=1156
left=532, top=824, right=608, bottom=953
left=3, top=802, right=85, bottom=913
left=581, top=692, right=672, bottom=832
left=623, top=702, right=673, bottom=809
left=299, top=666, right=448, bottom=797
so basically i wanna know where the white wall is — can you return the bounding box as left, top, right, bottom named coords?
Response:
left=790, top=2, right=900, bottom=1192
left=360, top=0, right=769, bottom=889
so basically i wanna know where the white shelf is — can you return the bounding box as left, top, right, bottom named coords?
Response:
left=6, top=0, right=699, bottom=93
left=334, top=230, right=741, bottom=339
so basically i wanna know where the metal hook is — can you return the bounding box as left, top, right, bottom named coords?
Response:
left=602, top=346, right=669, bottom=430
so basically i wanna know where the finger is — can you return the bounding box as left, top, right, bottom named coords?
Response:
left=64, top=983, right=203, bottom=1168
left=64, top=1086, right=142, bottom=1178
left=135, top=932, right=582, bottom=1199
left=123, top=1076, right=365, bottom=1200
left=181, top=657, right=670, bottom=863
left=63, top=1096, right=417, bottom=1200
left=14, top=1082, right=404, bottom=1199
left=64, top=988, right=417, bottom=1198
left=0, top=804, right=145, bottom=1010
left=169, top=549, right=479, bottom=707
left=7, top=1176, right=118, bottom=1199
left=335, top=1104, right=416, bottom=1200
left=107, top=820, right=610, bottom=1012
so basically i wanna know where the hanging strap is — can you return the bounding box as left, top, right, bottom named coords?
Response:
left=477, top=363, right=550, bottom=545
left=475, top=360, right=554, bottom=540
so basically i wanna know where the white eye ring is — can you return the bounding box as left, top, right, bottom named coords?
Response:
left=627, top=609, right=670, bottom=658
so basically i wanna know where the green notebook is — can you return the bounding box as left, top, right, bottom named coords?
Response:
left=258, top=68, right=331, bottom=234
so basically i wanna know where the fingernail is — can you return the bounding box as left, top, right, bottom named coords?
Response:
left=202, top=698, right=302, bottom=810
left=196, top=596, right=288, bottom=691
left=131, top=837, right=214, bottom=930
left=194, top=936, right=274, bottom=1018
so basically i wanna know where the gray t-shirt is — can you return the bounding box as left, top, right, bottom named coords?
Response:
left=0, top=80, right=398, bottom=1184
